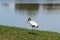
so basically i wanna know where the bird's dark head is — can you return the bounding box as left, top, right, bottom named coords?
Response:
left=28, top=17, right=31, bottom=21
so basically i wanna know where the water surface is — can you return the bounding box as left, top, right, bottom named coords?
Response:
left=0, top=3, right=60, bottom=33
left=0, top=0, right=60, bottom=3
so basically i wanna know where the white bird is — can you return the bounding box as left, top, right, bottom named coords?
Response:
left=27, top=18, right=38, bottom=33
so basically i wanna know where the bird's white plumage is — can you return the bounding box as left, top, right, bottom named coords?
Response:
left=28, top=20, right=38, bottom=27
left=27, top=18, right=38, bottom=33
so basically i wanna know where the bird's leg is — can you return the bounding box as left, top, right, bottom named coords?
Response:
left=34, top=27, right=35, bottom=30
left=32, top=27, right=35, bottom=34
left=34, top=27, right=35, bottom=33
left=32, top=27, right=34, bottom=33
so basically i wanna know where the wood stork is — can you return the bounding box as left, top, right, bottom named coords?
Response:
left=27, top=17, right=38, bottom=33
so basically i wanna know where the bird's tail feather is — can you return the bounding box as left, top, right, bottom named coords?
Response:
left=36, top=26, right=38, bottom=28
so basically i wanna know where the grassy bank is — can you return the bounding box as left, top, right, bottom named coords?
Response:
left=0, top=25, right=60, bottom=40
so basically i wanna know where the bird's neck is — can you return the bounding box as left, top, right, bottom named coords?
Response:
left=27, top=20, right=31, bottom=23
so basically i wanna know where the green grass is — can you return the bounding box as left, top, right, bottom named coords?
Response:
left=0, top=25, right=60, bottom=40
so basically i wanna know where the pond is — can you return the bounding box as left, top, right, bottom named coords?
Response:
left=0, top=0, right=60, bottom=3
left=0, top=3, right=60, bottom=33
